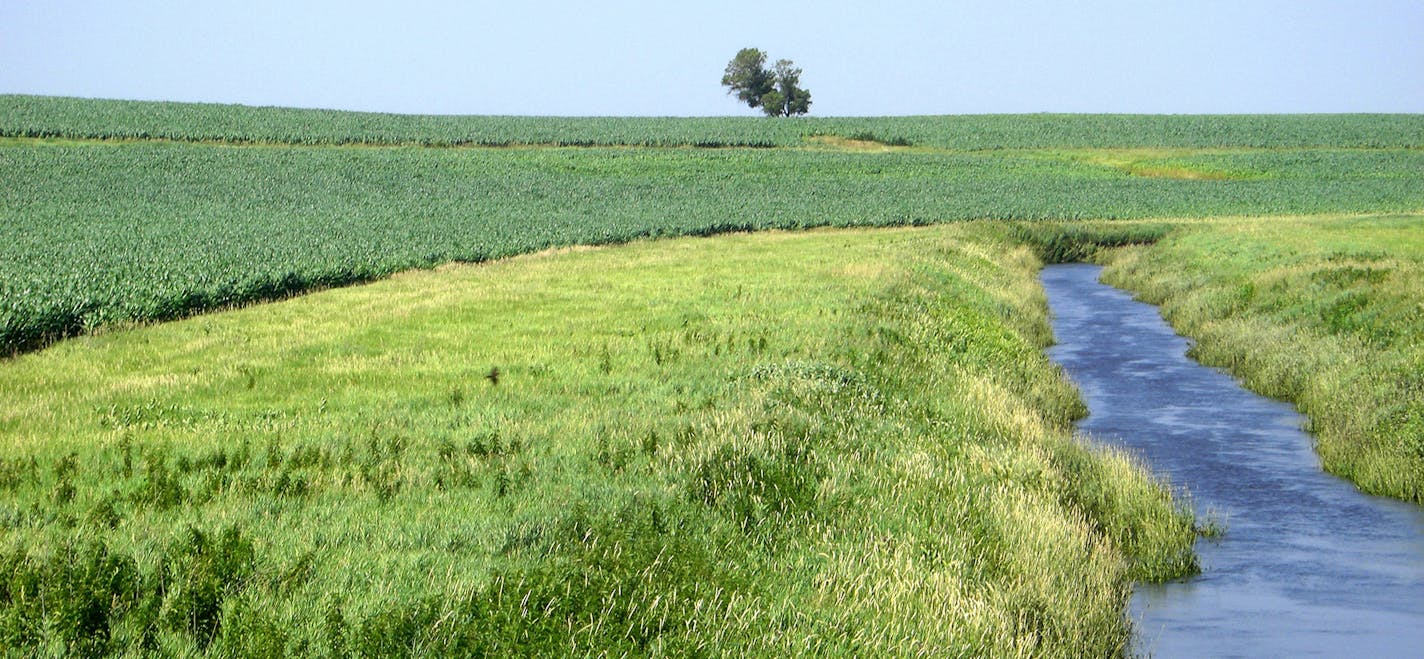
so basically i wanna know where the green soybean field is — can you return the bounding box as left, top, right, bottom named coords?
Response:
left=3, top=97, right=1422, bottom=355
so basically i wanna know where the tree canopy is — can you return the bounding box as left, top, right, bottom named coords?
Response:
left=721, top=48, right=812, bottom=117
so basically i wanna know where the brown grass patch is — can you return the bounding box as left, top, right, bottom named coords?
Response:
left=805, top=135, right=906, bottom=152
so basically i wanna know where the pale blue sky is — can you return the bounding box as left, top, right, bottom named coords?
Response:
left=2, top=0, right=1421, bottom=116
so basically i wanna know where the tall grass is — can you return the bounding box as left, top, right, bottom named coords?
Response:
left=1009, top=220, right=1178, bottom=263
left=0, top=226, right=1197, bottom=655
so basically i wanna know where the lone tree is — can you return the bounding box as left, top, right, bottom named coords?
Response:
left=722, top=48, right=811, bottom=117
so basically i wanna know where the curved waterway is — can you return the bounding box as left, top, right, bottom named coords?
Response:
left=1040, top=263, right=1424, bottom=658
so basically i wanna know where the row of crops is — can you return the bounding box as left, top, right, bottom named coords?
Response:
left=4, top=135, right=1423, bottom=355
left=4, top=95, right=1423, bottom=149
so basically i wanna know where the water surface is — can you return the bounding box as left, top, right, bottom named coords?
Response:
left=1041, top=263, right=1424, bottom=658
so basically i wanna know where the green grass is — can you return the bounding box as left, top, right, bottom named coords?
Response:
left=0, top=225, right=1198, bottom=656
left=1098, top=214, right=1424, bottom=503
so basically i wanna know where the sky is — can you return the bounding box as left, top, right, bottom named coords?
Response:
left=2, top=0, right=1421, bottom=116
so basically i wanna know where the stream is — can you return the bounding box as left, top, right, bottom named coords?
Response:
left=1040, top=263, right=1424, bottom=657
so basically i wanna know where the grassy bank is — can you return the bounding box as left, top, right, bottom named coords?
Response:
left=1100, top=214, right=1424, bottom=503
left=0, top=225, right=1196, bottom=656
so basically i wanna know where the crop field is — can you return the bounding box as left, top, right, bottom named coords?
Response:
left=2, top=97, right=1422, bottom=655
left=5, top=95, right=1423, bottom=148
left=3, top=98, right=1422, bottom=355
